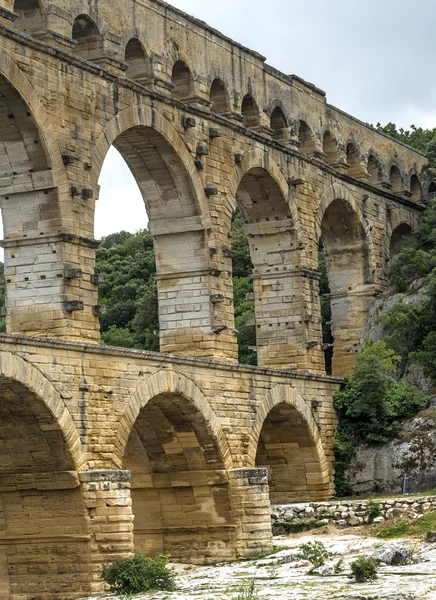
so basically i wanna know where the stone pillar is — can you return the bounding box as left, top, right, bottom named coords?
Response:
left=330, top=284, right=377, bottom=376
left=228, top=468, right=273, bottom=559
left=151, top=217, right=238, bottom=361
left=0, top=181, right=100, bottom=342
left=247, top=220, right=325, bottom=371
left=79, top=470, right=134, bottom=594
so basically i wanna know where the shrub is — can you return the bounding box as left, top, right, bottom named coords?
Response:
left=297, top=541, right=330, bottom=569
left=101, top=554, right=176, bottom=594
left=349, top=556, right=379, bottom=582
left=367, top=500, right=382, bottom=524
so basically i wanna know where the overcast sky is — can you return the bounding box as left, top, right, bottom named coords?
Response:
left=96, top=0, right=436, bottom=239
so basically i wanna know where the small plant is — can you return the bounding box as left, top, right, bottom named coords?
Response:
left=367, top=500, right=382, bottom=523
left=334, top=558, right=344, bottom=573
left=101, top=554, right=176, bottom=594
left=297, top=541, right=330, bottom=570
left=349, top=556, right=379, bottom=583
left=233, top=578, right=259, bottom=600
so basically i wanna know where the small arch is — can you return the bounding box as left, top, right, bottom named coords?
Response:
left=299, top=120, right=314, bottom=153
left=322, top=131, right=339, bottom=165
left=124, top=38, right=149, bottom=81
left=367, top=154, right=382, bottom=185
left=410, top=174, right=422, bottom=202
left=72, top=14, right=104, bottom=61
left=241, top=94, right=260, bottom=129
left=13, top=0, right=44, bottom=34
left=390, top=165, right=402, bottom=193
left=428, top=181, right=436, bottom=200
left=209, top=78, right=230, bottom=114
left=390, top=223, right=413, bottom=258
left=171, top=60, right=193, bottom=100
left=346, top=142, right=360, bottom=169
left=270, top=106, right=288, bottom=141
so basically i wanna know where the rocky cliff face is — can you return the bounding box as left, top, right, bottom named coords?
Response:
left=345, top=403, right=436, bottom=495
left=344, top=279, right=435, bottom=495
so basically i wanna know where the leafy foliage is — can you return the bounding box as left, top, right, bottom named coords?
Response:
left=297, top=541, right=330, bottom=569
left=367, top=500, right=382, bottom=524
left=349, top=556, right=379, bottom=583
left=333, top=342, right=428, bottom=494
left=101, top=554, right=176, bottom=594
left=233, top=579, right=259, bottom=600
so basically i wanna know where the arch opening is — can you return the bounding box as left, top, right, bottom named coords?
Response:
left=209, top=79, right=230, bottom=114
left=410, top=174, right=422, bottom=203
left=171, top=60, right=193, bottom=100
left=270, top=107, right=288, bottom=142
left=72, top=14, right=104, bottom=62
left=96, top=125, right=210, bottom=357
left=0, top=376, right=89, bottom=597
left=322, top=131, right=339, bottom=165
left=13, top=0, right=44, bottom=34
left=241, top=94, right=260, bottom=129
left=123, top=392, right=234, bottom=563
left=235, top=167, right=295, bottom=367
left=124, top=38, right=150, bottom=82
left=298, top=121, right=314, bottom=153
left=346, top=142, right=362, bottom=177
left=367, top=154, right=381, bottom=185
left=390, top=223, right=413, bottom=259
left=390, top=165, right=402, bottom=193
left=319, top=198, right=370, bottom=376
left=255, top=402, right=326, bottom=503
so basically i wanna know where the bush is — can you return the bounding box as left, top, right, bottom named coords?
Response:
left=297, top=541, right=330, bottom=569
left=349, top=556, right=379, bottom=582
left=367, top=500, right=382, bottom=524
left=233, top=579, right=259, bottom=600
left=101, top=554, right=176, bottom=594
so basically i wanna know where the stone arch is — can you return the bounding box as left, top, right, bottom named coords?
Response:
left=298, top=119, right=316, bottom=153
left=68, top=2, right=105, bottom=34
left=13, top=0, right=46, bottom=34
left=0, top=352, right=90, bottom=596
left=322, top=131, right=339, bottom=165
left=117, top=370, right=235, bottom=563
left=71, top=13, right=104, bottom=62
left=269, top=102, right=289, bottom=142
left=209, top=77, right=231, bottom=114
left=409, top=172, right=423, bottom=203
left=171, top=59, right=194, bottom=100
left=367, top=151, right=383, bottom=185
left=249, top=384, right=332, bottom=502
left=389, top=163, right=403, bottom=193
left=124, top=37, right=151, bottom=82
left=346, top=139, right=362, bottom=177
left=95, top=103, right=215, bottom=356
left=116, top=369, right=231, bottom=467
left=386, top=208, right=418, bottom=262
left=316, top=183, right=373, bottom=376
left=426, top=180, right=436, bottom=199
left=241, top=93, right=260, bottom=128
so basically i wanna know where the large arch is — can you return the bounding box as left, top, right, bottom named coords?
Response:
left=228, top=151, right=310, bottom=368
left=117, top=370, right=234, bottom=563
left=249, top=384, right=332, bottom=502
left=0, top=353, right=89, bottom=597
left=385, top=208, right=419, bottom=264
left=94, top=104, right=217, bottom=357
left=316, top=183, right=373, bottom=376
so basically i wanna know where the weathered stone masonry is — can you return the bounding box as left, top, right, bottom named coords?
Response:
left=0, top=0, right=431, bottom=597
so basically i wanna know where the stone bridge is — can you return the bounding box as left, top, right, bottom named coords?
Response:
left=0, top=0, right=430, bottom=597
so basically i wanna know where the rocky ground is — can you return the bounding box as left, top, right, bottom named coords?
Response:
left=90, top=531, right=436, bottom=600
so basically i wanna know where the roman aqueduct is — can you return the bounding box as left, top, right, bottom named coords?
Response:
left=0, top=0, right=431, bottom=596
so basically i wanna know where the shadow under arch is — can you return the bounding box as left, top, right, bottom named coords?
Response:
left=316, top=183, right=374, bottom=376
left=386, top=208, right=418, bottom=263
left=94, top=104, right=218, bottom=357
left=116, top=370, right=235, bottom=563
left=0, top=351, right=90, bottom=597
left=248, top=384, right=332, bottom=502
